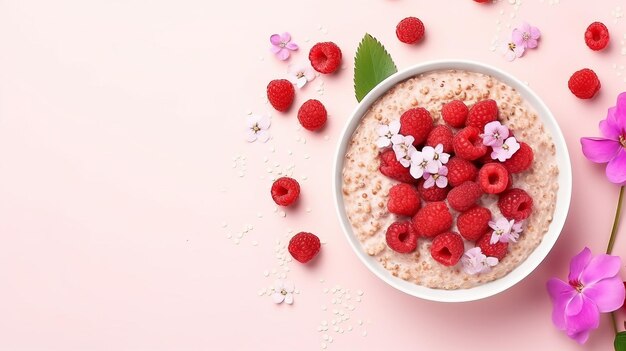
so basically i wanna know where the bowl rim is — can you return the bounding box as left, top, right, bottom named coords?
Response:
left=332, top=59, right=572, bottom=302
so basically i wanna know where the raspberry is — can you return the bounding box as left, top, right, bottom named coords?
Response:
left=309, top=42, right=342, bottom=74
left=417, top=179, right=449, bottom=202
left=568, top=68, right=601, bottom=99
left=467, top=99, right=499, bottom=130
left=441, top=100, right=468, bottom=128
left=453, top=126, right=488, bottom=161
left=457, top=206, right=492, bottom=241
left=385, top=221, right=419, bottom=253
left=288, top=232, right=321, bottom=263
left=412, top=201, right=452, bottom=238
left=498, top=188, right=533, bottom=221
left=585, top=22, right=610, bottom=51
left=271, top=177, right=301, bottom=206
left=478, top=163, right=509, bottom=194
left=430, top=232, right=464, bottom=266
left=387, top=184, right=421, bottom=216
left=399, top=108, right=433, bottom=145
left=477, top=232, right=508, bottom=260
left=447, top=181, right=482, bottom=212
left=379, top=149, right=417, bottom=184
left=267, top=79, right=295, bottom=112
left=396, top=17, right=425, bottom=44
left=447, top=157, right=478, bottom=187
left=426, top=125, right=454, bottom=153
left=473, top=0, right=490, bottom=2
left=502, top=142, right=534, bottom=173
left=297, top=99, right=327, bottom=131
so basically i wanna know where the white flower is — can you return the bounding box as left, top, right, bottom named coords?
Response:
left=288, top=63, right=316, bottom=89
left=272, top=279, right=295, bottom=304
left=392, top=135, right=417, bottom=167
left=491, top=136, right=520, bottom=162
left=489, top=217, right=524, bottom=244
left=427, top=144, right=450, bottom=167
left=500, top=40, right=525, bottom=62
left=462, top=247, right=499, bottom=275
left=246, top=114, right=271, bottom=143
left=375, top=121, right=402, bottom=148
left=409, top=147, right=439, bottom=179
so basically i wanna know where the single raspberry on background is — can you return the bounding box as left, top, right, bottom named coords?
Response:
left=426, top=125, right=454, bottom=153
left=430, top=232, right=464, bottom=266
left=379, top=149, right=417, bottom=184
left=267, top=79, right=295, bottom=112
left=447, top=181, right=483, bottom=212
left=297, top=99, right=327, bottom=131
left=478, top=163, right=510, bottom=194
left=477, top=232, right=508, bottom=260
left=498, top=188, right=533, bottom=221
left=385, top=221, right=419, bottom=254
left=447, top=157, right=479, bottom=187
left=412, top=201, right=453, bottom=237
left=388, top=183, right=421, bottom=216
left=466, top=99, right=499, bottom=130
left=585, top=22, right=610, bottom=51
left=453, top=127, right=488, bottom=161
left=441, top=100, right=469, bottom=128
left=288, top=232, right=321, bottom=263
left=502, top=142, right=534, bottom=173
left=396, top=17, right=425, bottom=44
left=271, top=177, right=301, bottom=206
left=568, top=68, right=601, bottom=99
left=457, top=206, right=492, bottom=241
left=399, top=108, right=433, bottom=145
left=417, top=178, right=449, bottom=202
left=309, top=42, right=342, bottom=74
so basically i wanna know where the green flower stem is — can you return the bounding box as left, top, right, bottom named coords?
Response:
left=607, top=186, right=624, bottom=336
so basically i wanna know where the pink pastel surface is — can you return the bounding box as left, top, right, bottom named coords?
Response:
left=0, top=0, right=626, bottom=350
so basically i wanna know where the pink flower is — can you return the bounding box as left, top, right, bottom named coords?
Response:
left=512, top=22, right=541, bottom=49
left=500, top=40, right=525, bottom=62
left=491, top=136, right=520, bottom=161
left=424, top=166, right=448, bottom=189
left=489, top=217, right=523, bottom=244
left=580, top=92, right=626, bottom=185
left=547, top=248, right=625, bottom=344
left=482, top=121, right=509, bottom=147
left=462, top=247, right=498, bottom=275
left=270, top=32, right=298, bottom=61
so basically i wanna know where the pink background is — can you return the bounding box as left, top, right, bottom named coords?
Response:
left=0, top=0, right=626, bottom=350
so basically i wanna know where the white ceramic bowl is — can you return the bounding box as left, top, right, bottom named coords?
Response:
left=332, top=60, right=572, bottom=302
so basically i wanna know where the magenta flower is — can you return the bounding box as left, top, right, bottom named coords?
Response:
left=269, top=32, right=298, bottom=61
left=547, top=248, right=624, bottom=344
left=581, top=93, right=626, bottom=184
left=512, top=22, right=541, bottom=49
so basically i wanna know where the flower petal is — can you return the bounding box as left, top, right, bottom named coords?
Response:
left=566, top=293, right=584, bottom=316
left=284, top=293, right=294, bottom=304
left=529, top=26, right=541, bottom=39
left=389, top=120, right=401, bottom=134
left=526, top=38, right=538, bottom=49
left=376, top=137, right=391, bottom=148
left=296, top=76, right=307, bottom=88
left=511, top=30, right=524, bottom=46
left=580, top=137, right=620, bottom=163
left=258, top=115, right=271, bottom=129
left=283, top=280, right=295, bottom=293
left=285, top=42, right=299, bottom=51
left=580, top=254, right=621, bottom=285
left=616, top=92, right=626, bottom=116
left=272, top=292, right=285, bottom=304
left=270, top=34, right=282, bottom=46
left=564, top=295, right=600, bottom=340
left=246, top=129, right=258, bottom=142
left=269, top=45, right=282, bottom=54
left=600, top=107, right=621, bottom=139
left=568, top=329, right=591, bottom=344
left=274, top=280, right=284, bottom=291
left=583, top=275, right=625, bottom=312
left=606, top=149, right=626, bottom=184
left=435, top=176, right=448, bottom=188
left=568, top=247, right=592, bottom=282
left=276, top=48, right=290, bottom=61
left=256, top=130, right=270, bottom=143
left=280, top=32, right=291, bottom=43
left=547, top=278, right=576, bottom=330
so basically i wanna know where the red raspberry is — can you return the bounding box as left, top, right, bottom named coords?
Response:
left=457, top=206, right=492, bottom=241
left=447, top=181, right=482, bottom=212
left=430, top=232, right=464, bottom=266
left=412, top=201, right=452, bottom=238
left=379, top=149, right=417, bottom=184
left=502, top=142, right=534, bottom=173
left=267, top=79, right=295, bottom=112
left=396, top=17, right=425, bottom=44
left=309, top=42, right=342, bottom=74
left=474, top=0, right=490, bottom=2
left=417, top=179, right=449, bottom=202
left=385, top=221, right=419, bottom=253
left=477, top=232, right=508, bottom=260
left=288, top=232, right=321, bottom=263
left=387, top=184, right=421, bottom=216
left=453, top=127, right=488, bottom=161
left=447, top=157, right=478, bottom=187
left=271, top=177, right=300, bottom=206
left=297, top=99, right=327, bottom=131
left=585, top=22, right=610, bottom=51
left=476, top=152, right=495, bottom=165
left=467, top=99, right=498, bottom=130
left=399, top=108, right=433, bottom=146
left=441, top=100, right=469, bottom=128
left=478, top=163, right=509, bottom=194
left=426, top=125, right=454, bottom=153
left=498, top=188, right=533, bottom=221
left=568, top=68, right=601, bottom=99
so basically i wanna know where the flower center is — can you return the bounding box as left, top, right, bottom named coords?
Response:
left=502, top=144, right=509, bottom=151
left=252, top=124, right=260, bottom=133
left=508, top=42, right=517, bottom=51
left=433, top=153, right=439, bottom=160
left=620, top=135, right=626, bottom=148
left=569, top=279, right=584, bottom=293
left=522, top=32, right=530, bottom=41
left=280, top=42, right=286, bottom=48
left=296, top=72, right=305, bottom=79
left=493, top=132, right=500, bottom=139
left=280, top=289, right=287, bottom=295
left=433, top=173, right=440, bottom=180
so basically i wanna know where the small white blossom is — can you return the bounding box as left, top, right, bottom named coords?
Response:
left=491, top=136, right=520, bottom=161
left=428, top=144, right=450, bottom=167
left=490, top=218, right=524, bottom=244
left=246, top=114, right=271, bottom=143
left=462, top=247, right=499, bottom=275
left=392, top=135, right=417, bottom=167
left=375, top=121, right=402, bottom=148
left=272, top=279, right=295, bottom=304
left=288, top=63, right=316, bottom=89
left=409, top=147, right=439, bottom=179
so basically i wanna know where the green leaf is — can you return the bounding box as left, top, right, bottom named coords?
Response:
left=353, top=33, right=398, bottom=102
left=615, top=331, right=626, bottom=351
